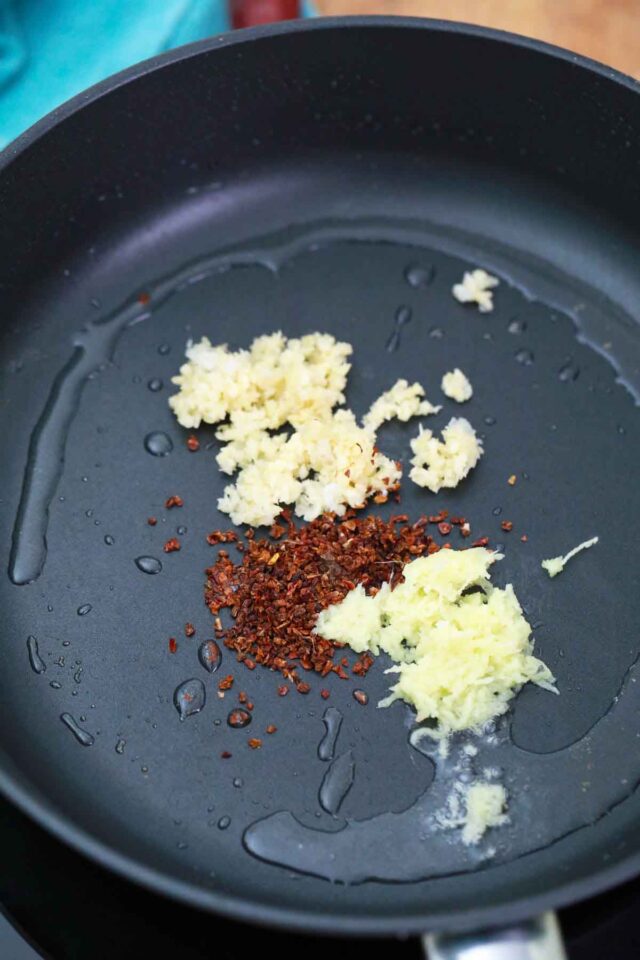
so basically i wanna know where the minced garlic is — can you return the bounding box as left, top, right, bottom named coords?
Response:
left=170, top=333, right=428, bottom=527
left=452, top=269, right=499, bottom=313
left=461, top=782, right=508, bottom=845
left=542, top=536, right=599, bottom=578
left=315, top=547, right=556, bottom=742
left=409, top=417, right=483, bottom=493
left=363, top=379, right=440, bottom=432
left=441, top=368, right=473, bottom=403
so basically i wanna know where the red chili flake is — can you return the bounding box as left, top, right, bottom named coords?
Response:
left=428, top=510, right=449, bottom=523
left=297, top=682, right=311, bottom=695
left=248, top=738, right=262, bottom=749
left=238, top=691, right=248, bottom=704
left=218, top=674, right=234, bottom=691
left=165, top=495, right=184, bottom=509
left=270, top=522, right=285, bottom=540
left=353, top=689, right=369, bottom=705
left=501, top=520, right=514, bottom=532
left=186, top=435, right=200, bottom=452
left=438, top=522, right=452, bottom=536
left=184, top=622, right=195, bottom=637
left=472, top=537, right=489, bottom=548
left=163, top=537, right=181, bottom=553
left=168, top=637, right=178, bottom=653
left=137, top=291, right=151, bottom=305
left=206, top=530, right=238, bottom=545
left=427, top=542, right=441, bottom=554
left=450, top=516, right=466, bottom=526
left=204, top=512, right=441, bottom=683
left=147, top=516, right=157, bottom=526
left=266, top=724, right=277, bottom=734
left=277, top=685, right=289, bottom=697
left=221, top=751, right=232, bottom=759
left=320, top=689, right=330, bottom=700
left=244, top=658, right=256, bottom=670
left=520, top=534, right=528, bottom=543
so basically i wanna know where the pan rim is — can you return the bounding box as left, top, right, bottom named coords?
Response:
left=1, top=14, right=640, bottom=937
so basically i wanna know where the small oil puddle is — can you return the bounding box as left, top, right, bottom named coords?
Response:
left=319, top=751, right=355, bottom=816
left=60, top=713, right=94, bottom=746
left=317, top=707, right=342, bottom=761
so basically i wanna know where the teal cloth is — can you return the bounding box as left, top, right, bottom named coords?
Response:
left=0, top=0, right=230, bottom=147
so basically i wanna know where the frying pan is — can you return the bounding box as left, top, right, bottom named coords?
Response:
left=1, top=17, right=639, bottom=958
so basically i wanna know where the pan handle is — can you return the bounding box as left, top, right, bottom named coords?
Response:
left=423, top=912, right=567, bottom=960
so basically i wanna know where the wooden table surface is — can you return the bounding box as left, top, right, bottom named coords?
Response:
left=315, top=0, right=640, bottom=79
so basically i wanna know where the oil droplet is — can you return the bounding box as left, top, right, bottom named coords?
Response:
left=158, top=343, right=171, bottom=355
left=60, top=713, right=94, bottom=746
left=484, top=416, right=496, bottom=426
left=385, top=330, right=401, bottom=353
left=617, top=424, right=626, bottom=435
left=233, top=777, right=244, bottom=788
left=405, top=263, right=435, bottom=288
left=104, top=535, right=115, bottom=545
left=492, top=506, right=502, bottom=516
left=49, top=681, right=61, bottom=689
left=198, top=639, right=221, bottom=673
left=26, top=635, right=46, bottom=674
left=558, top=362, right=580, bottom=382
left=228, top=708, right=252, bottom=729
left=144, top=431, right=173, bottom=456
left=147, top=378, right=163, bottom=392
left=176, top=525, right=187, bottom=535
left=115, top=738, right=126, bottom=754
left=508, top=317, right=527, bottom=334
left=319, top=751, right=355, bottom=815
left=135, top=556, right=162, bottom=575
left=218, top=816, right=231, bottom=830
left=174, top=678, right=206, bottom=720
left=177, top=841, right=188, bottom=850
left=395, top=305, right=412, bottom=327
left=429, top=326, right=444, bottom=339
left=77, top=604, right=92, bottom=616
left=85, top=509, right=94, bottom=518
left=318, top=707, right=343, bottom=761
left=515, top=349, right=534, bottom=366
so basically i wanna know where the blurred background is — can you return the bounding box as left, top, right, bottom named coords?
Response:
left=0, top=0, right=638, bottom=149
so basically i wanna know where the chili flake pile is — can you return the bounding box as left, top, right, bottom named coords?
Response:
left=205, top=510, right=451, bottom=691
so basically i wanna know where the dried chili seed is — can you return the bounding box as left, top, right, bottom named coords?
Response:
left=168, top=637, right=178, bottom=654
left=218, top=674, right=234, bottom=691
left=266, top=724, right=277, bottom=734
left=238, top=691, right=248, bottom=704
left=248, top=738, right=262, bottom=749
left=165, top=495, right=184, bottom=509
left=228, top=708, right=251, bottom=729
left=184, top=622, right=195, bottom=637
left=460, top=522, right=471, bottom=538
left=450, top=516, right=466, bottom=525
left=353, top=689, right=369, bottom=706
left=428, top=510, right=448, bottom=523
left=246, top=701, right=254, bottom=711
left=147, top=516, right=157, bottom=526
left=186, top=435, right=200, bottom=452
left=507, top=474, right=517, bottom=486
left=277, top=685, right=289, bottom=697
left=221, top=751, right=232, bottom=759
left=472, top=537, right=489, bottom=547
left=501, top=520, right=513, bottom=532
left=320, top=689, right=330, bottom=700
left=163, top=538, right=181, bottom=553
left=427, top=542, right=440, bottom=554
left=297, top=682, right=311, bottom=694
left=438, top=522, right=452, bottom=536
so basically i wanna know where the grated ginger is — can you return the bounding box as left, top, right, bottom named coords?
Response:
left=409, top=417, right=483, bottom=493
left=169, top=333, right=434, bottom=527
left=363, top=378, right=440, bottom=432
left=315, top=547, right=556, bottom=742
left=441, top=368, right=473, bottom=403
left=542, top=536, right=599, bottom=578
left=452, top=269, right=499, bottom=313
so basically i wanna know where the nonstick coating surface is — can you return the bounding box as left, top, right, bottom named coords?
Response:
left=1, top=19, right=640, bottom=936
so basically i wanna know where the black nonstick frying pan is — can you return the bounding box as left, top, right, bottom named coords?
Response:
left=1, top=17, right=640, bottom=958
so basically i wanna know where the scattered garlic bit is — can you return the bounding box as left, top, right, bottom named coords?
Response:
left=409, top=417, right=483, bottom=493
left=461, top=782, right=508, bottom=845
left=452, top=268, right=499, bottom=313
left=315, top=547, right=556, bottom=742
left=363, top=378, right=440, bottom=432
left=542, top=536, right=599, bottom=578
left=170, top=332, right=409, bottom=526
left=441, top=368, right=473, bottom=403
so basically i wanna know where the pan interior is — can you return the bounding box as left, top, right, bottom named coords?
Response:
left=1, top=23, right=640, bottom=934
